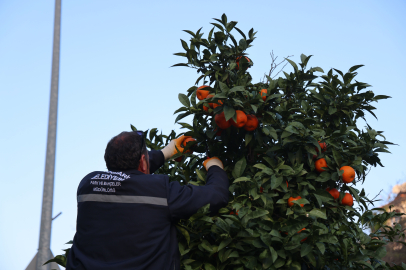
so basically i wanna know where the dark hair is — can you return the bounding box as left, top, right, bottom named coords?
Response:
left=104, top=131, right=147, bottom=171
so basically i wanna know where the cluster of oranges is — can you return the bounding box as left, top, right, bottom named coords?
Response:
left=214, top=111, right=259, bottom=132
left=313, top=142, right=355, bottom=206
left=197, top=86, right=223, bottom=113
left=285, top=142, right=356, bottom=228
left=196, top=85, right=260, bottom=132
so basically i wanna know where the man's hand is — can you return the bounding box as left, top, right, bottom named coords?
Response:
left=203, top=157, right=224, bottom=170
left=161, top=135, right=192, bottom=160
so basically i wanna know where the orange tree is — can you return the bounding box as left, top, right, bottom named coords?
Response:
left=151, top=14, right=406, bottom=270
left=47, top=14, right=406, bottom=270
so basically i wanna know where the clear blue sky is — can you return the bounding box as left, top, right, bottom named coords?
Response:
left=1, top=1, right=405, bottom=269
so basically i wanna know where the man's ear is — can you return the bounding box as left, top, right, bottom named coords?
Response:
left=138, top=154, right=148, bottom=174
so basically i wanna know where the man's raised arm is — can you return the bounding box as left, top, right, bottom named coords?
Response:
left=167, top=157, right=229, bottom=221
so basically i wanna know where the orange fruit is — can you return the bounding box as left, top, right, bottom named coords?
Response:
left=203, top=94, right=214, bottom=113
left=315, top=158, right=328, bottom=172
left=212, top=100, right=223, bottom=109
left=260, top=89, right=267, bottom=101
left=288, top=196, right=304, bottom=207
left=244, top=114, right=259, bottom=131
left=284, top=228, right=305, bottom=235
left=341, top=193, right=354, bottom=206
left=286, top=181, right=289, bottom=188
left=340, top=166, right=355, bottom=183
left=236, top=56, right=251, bottom=70
left=212, top=99, right=223, bottom=109
left=182, top=138, right=196, bottom=154
left=204, top=95, right=223, bottom=109
left=206, top=94, right=214, bottom=105
left=316, top=141, right=327, bottom=153
left=298, top=228, right=307, bottom=242
left=196, top=85, right=210, bottom=100
left=326, top=187, right=340, bottom=200
left=174, top=156, right=182, bottom=162
left=215, top=112, right=231, bottom=129
left=230, top=110, right=248, bottom=128
left=259, top=187, right=264, bottom=193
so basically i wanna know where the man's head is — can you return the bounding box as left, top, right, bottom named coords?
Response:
left=104, top=131, right=149, bottom=173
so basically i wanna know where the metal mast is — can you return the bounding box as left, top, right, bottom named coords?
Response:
left=35, top=0, right=61, bottom=269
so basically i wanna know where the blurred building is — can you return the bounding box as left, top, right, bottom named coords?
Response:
left=381, top=182, right=406, bottom=265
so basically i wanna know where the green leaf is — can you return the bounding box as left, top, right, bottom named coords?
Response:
left=270, top=175, right=283, bottom=189
left=301, top=243, right=312, bottom=257
left=286, top=58, right=298, bottom=71
left=233, top=157, right=247, bottom=178
left=43, top=255, right=67, bottom=267
left=173, top=52, right=187, bottom=57
left=210, top=23, right=224, bottom=31
left=349, top=64, right=364, bottom=72
left=269, top=246, right=278, bottom=263
left=171, top=63, right=189, bottom=67
left=176, top=225, right=190, bottom=246
left=219, top=81, right=229, bottom=93
left=309, top=209, right=327, bottom=219
left=218, top=238, right=232, bottom=251
left=175, top=112, right=192, bottom=123
left=180, top=39, right=189, bottom=51
left=209, top=54, right=218, bottom=62
left=182, top=30, right=195, bottom=37
left=230, top=86, right=245, bottom=92
left=300, top=54, right=307, bottom=64
left=245, top=133, right=252, bottom=146
left=196, top=169, right=206, bottom=182
left=239, top=39, right=247, bottom=50
left=200, top=240, right=213, bottom=252
left=234, top=177, right=251, bottom=183
left=310, top=67, right=324, bottom=73
left=204, top=263, right=216, bottom=270
left=328, top=106, right=337, bottom=115
left=226, top=21, right=237, bottom=32
left=173, top=107, right=188, bottom=115
left=315, top=172, right=330, bottom=182
left=316, top=242, right=325, bottom=254
left=318, top=234, right=338, bottom=244
left=290, top=262, right=301, bottom=270
left=266, top=127, right=278, bottom=140
left=223, top=106, right=236, bottom=121
left=178, top=93, right=190, bottom=107
left=348, top=186, right=360, bottom=203
left=332, top=148, right=343, bottom=167
left=374, top=246, right=387, bottom=259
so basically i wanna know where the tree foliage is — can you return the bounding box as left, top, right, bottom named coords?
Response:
left=159, top=14, right=406, bottom=270
left=48, top=14, right=406, bottom=270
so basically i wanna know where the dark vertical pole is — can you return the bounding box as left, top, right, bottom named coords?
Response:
left=36, top=0, right=61, bottom=269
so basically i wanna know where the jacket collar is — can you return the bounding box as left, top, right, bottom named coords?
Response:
left=109, top=169, right=144, bottom=176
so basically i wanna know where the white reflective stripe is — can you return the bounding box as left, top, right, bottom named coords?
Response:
left=77, top=194, right=168, bottom=206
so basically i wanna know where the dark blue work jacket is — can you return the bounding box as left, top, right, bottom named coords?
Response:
left=66, top=150, right=229, bottom=270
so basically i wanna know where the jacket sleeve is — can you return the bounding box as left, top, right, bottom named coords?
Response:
left=148, top=150, right=165, bottom=174
left=167, top=165, right=229, bottom=221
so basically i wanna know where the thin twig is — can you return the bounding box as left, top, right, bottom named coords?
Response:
left=262, top=51, right=294, bottom=83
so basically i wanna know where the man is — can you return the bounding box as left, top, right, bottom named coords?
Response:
left=66, top=131, right=229, bottom=270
